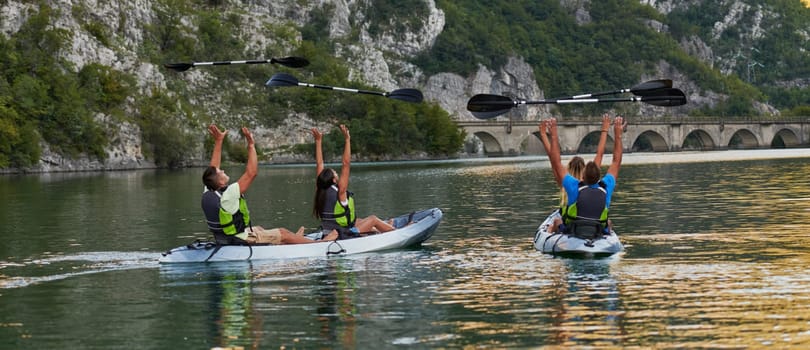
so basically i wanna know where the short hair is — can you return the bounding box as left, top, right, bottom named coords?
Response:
left=583, top=161, right=600, bottom=185
left=202, top=166, right=219, bottom=191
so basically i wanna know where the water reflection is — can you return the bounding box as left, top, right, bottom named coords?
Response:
left=314, top=260, right=357, bottom=348
left=5, top=152, right=810, bottom=348
left=424, top=241, right=626, bottom=347
left=161, top=262, right=265, bottom=349
left=547, top=258, right=625, bottom=348
left=159, top=256, right=399, bottom=349
left=210, top=266, right=260, bottom=349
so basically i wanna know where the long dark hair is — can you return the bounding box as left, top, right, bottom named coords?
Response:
left=312, top=168, right=336, bottom=219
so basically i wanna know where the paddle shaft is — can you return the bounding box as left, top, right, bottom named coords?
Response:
left=568, top=88, right=633, bottom=99
left=193, top=59, right=277, bottom=67
left=473, top=95, right=682, bottom=107
left=522, top=95, right=681, bottom=105
left=550, top=79, right=672, bottom=100
left=297, top=82, right=386, bottom=97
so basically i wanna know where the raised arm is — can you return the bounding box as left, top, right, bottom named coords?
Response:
left=538, top=120, right=561, bottom=186
left=337, top=125, right=351, bottom=203
left=236, top=127, right=258, bottom=194
left=311, top=128, right=324, bottom=177
left=538, top=120, right=552, bottom=154
left=593, top=113, right=610, bottom=168
left=208, top=124, right=227, bottom=168
left=547, top=118, right=566, bottom=186
left=607, top=116, right=624, bottom=179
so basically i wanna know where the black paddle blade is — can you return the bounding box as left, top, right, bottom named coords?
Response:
left=630, top=79, right=673, bottom=95
left=163, top=63, right=193, bottom=72
left=387, top=88, right=423, bottom=103
left=641, top=88, right=687, bottom=107
left=265, top=73, right=299, bottom=87
left=270, top=56, right=310, bottom=68
left=467, top=94, right=517, bottom=119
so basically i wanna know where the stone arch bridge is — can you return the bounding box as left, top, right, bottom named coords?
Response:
left=457, top=118, right=810, bottom=156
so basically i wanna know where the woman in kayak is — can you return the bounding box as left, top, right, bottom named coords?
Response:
left=310, top=125, right=395, bottom=239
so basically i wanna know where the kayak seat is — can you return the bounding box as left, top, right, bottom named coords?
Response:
left=566, top=218, right=605, bottom=240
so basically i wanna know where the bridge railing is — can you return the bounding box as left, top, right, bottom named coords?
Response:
left=457, top=115, right=810, bottom=125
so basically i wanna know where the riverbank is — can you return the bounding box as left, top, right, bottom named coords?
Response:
left=4, top=148, right=810, bottom=174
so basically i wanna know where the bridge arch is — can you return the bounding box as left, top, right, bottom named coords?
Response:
left=576, top=130, right=614, bottom=153
left=772, top=128, right=800, bottom=148
left=631, top=130, right=669, bottom=152
left=683, top=129, right=716, bottom=150
left=471, top=131, right=504, bottom=155
left=728, top=129, right=759, bottom=149
left=524, top=132, right=547, bottom=155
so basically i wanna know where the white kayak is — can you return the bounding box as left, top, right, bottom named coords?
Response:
left=159, top=208, right=443, bottom=263
left=533, top=210, right=623, bottom=257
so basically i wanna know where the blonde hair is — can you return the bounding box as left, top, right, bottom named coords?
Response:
left=560, top=156, right=586, bottom=207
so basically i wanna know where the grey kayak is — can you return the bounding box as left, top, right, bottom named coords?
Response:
left=160, top=208, right=443, bottom=263
left=533, top=210, right=623, bottom=257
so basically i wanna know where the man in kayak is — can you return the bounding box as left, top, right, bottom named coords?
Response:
left=539, top=116, right=624, bottom=236
left=310, top=125, right=396, bottom=240
left=201, top=124, right=337, bottom=245
left=545, top=114, right=612, bottom=219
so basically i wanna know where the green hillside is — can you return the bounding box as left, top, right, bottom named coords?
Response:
left=0, top=0, right=807, bottom=169
left=416, top=0, right=808, bottom=116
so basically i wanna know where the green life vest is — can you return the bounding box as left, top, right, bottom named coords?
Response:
left=202, top=188, right=251, bottom=236
left=321, top=185, right=356, bottom=231
left=219, top=196, right=251, bottom=235
left=334, top=195, right=355, bottom=227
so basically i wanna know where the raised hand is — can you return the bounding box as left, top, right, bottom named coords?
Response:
left=548, top=117, right=558, bottom=137
left=601, top=113, right=610, bottom=132
left=613, top=116, right=625, bottom=135
left=538, top=120, right=549, bottom=135
left=310, top=128, right=323, bottom=142
left=241, top=127, right=255, bottom=147
left=208, top=124, right=227, bottom=142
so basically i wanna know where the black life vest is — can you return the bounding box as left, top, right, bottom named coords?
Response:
left=201, top=186, right=251, bottom=243
left=320, top=185, right=356, bottom=231
left=563, top=181, right=609, bottom=238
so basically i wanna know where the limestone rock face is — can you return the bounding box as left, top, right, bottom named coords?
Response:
left=0, top=0, right=794, bottom=171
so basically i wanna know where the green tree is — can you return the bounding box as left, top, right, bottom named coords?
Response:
left=135, top=88, right=195, bottom=168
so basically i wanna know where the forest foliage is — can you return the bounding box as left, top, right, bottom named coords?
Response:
left=416, top=0, right=808, bottom=116
left=1, top=0, right=807, bottom=169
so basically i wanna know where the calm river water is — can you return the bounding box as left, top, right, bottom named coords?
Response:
left=2, top=150, right=810, bottom=349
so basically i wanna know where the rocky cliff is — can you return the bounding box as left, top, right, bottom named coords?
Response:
left=0, top=0, right=802, bottom=172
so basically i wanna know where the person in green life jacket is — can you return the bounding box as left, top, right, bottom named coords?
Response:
left=201, top=124, right=337, bottom=245
left=539, top=116, right=624, bottom=236
left=310, top=125, right=395, bottom=240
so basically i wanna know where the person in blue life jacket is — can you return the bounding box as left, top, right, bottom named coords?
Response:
left=538, top=116, right=624, bottom=236
left=310, top=125, right=396, bottom=240
left=546, top=114, right=612, bottom=216
left=201, top=124, right=337, bottom=245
